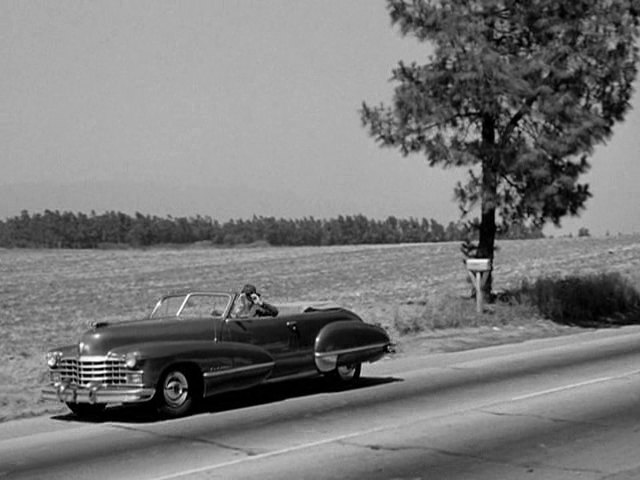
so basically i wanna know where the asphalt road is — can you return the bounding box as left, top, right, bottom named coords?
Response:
left=2, top=326, right=640, bottom=480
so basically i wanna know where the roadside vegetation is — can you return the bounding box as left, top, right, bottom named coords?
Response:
left=518, top=273, right=640, bottom=328
left=393, top=272, right=640, bottom=337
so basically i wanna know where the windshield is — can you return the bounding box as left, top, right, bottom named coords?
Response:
left=150, top=293, right=233, bottom=319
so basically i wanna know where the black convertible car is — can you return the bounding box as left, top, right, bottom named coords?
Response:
left=43, top=290, right=393, bottom=418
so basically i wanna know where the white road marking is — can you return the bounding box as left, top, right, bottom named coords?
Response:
left=152, top=425, right=389, bottom=480
left=511, top=370, right=640, bottom=402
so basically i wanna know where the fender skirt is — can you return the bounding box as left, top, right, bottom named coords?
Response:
left=314, top=320, right=390, bottom=372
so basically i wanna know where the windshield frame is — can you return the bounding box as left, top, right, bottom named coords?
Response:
left=149, top=292, right=234, bottom=319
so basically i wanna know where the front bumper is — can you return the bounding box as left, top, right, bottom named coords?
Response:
left=42, top=382, right=155, bottom=405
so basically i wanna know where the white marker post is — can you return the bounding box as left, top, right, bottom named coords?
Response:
left=465, top=258, right=492, bottom=313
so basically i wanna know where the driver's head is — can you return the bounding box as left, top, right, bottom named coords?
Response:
left=241, top=284, right=258, bottom=302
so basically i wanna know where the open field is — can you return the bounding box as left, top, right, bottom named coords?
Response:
left=1, top=235, right=640, bottom=422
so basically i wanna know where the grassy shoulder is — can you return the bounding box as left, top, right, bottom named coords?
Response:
left=386, top=271, right=640, bottom=354
left=374, top=293, right=580, bottom=356
left=398, top=322, right=580, bottom=357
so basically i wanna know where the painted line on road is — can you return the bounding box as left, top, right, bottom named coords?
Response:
left=511, top=369, right=640, bottom=402
left=152, top=424, right=390, bottom=480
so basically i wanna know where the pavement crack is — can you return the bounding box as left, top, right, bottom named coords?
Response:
left=339, top=440, right=605, bottom=476
left=477, top=408, right=605, bottom=427
left=109, top=424, right=265, bottom=456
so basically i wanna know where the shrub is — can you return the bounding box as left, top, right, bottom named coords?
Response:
left=390, top=294, right=539, bottom=336
left=519, top=273, right=640, bottom=327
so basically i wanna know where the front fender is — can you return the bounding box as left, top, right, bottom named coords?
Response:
left=109, top=341, right=275, bottom=391
left=314, top=320, right=391, bottom=372
left=46, top=344, right=77, bottom=356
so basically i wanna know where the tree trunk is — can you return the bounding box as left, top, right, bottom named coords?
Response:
left=477, top=199, right=496, bottom=297
left=477, top=114, right=498, bottom=297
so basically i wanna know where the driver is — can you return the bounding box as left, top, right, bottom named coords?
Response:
left=234, top=284, right=279, bottom=318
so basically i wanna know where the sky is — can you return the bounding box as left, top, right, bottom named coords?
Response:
left=2, top=1, right=639, bottom=236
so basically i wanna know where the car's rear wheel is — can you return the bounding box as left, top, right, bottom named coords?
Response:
left=156, top=367, right=199, bottom=418
left=327, top=363, right=362, bottom=384
left=66, top=402, right=106, bottom=418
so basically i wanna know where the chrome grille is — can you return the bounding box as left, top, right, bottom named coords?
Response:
left=54, top=357, right=127, bottom=386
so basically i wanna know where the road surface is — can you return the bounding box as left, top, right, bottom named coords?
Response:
left=2, top=326, right=640, bottom=479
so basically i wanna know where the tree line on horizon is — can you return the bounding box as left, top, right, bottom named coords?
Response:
left=0, top=210, right=544, bottom=249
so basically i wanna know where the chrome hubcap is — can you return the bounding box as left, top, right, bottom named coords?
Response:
left=164, top=371, right=189, bottom=407
left=337, top=365, right=356, bottom=380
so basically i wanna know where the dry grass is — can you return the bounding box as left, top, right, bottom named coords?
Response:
left=1, top=235, right=639, bottom=422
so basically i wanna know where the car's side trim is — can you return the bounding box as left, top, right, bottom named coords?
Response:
left=202, top=362, right=275, bottom=378
left=263, top=370, right=319, bottom=384
left=315, top=342, right=388, bottom=358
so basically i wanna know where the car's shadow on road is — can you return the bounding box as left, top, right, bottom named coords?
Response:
left=51, top=375, right=402, bottom=424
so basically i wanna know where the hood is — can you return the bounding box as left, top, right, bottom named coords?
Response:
left=76, top=317, right=217, bottom=356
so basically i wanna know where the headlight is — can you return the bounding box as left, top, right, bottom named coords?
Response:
left=46, top=351, right=62, bottom=368
left=124, top=352, right=139, bottom=369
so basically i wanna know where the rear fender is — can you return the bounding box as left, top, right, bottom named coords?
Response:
left=314, top=320, right=390, bottom=372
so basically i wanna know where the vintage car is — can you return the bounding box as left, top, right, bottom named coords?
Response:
left=43, top=290, right=393, bottom=418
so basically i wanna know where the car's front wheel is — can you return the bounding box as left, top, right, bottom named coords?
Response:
left=156, top=367, right=199, bottom=418
left=66, top=402, right=106, bottom=418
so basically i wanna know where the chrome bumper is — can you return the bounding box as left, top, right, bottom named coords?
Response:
left=42, top=382, right=155, bottom=405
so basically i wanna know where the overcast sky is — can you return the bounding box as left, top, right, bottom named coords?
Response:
left=2, top=1, right=639, bottom=236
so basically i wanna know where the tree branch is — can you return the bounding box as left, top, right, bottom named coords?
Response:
left=499, top=94, right=538, bottom=147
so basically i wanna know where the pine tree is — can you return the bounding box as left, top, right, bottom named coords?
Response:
left=362, top=0, right=640, bottom=293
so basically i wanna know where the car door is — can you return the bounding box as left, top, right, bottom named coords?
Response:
left=280, top=310, right=338, bottom=363
left=222, top=315, right=306, bottom=378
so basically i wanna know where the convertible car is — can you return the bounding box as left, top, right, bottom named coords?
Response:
left=42, top=290, right=393, bottom=418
